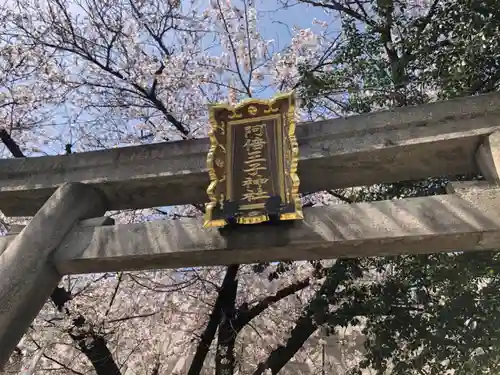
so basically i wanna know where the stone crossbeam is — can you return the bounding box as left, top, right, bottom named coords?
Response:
left=1, top=182, right=498, bottom=275
left=2, top=92, right=500, bottom=216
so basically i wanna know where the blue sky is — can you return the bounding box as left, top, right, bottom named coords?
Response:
left=256, top=0, right=327, bottom=43
left=2, top=0, right=332, bottom=157
left=180, top=0, right=332, bottom=102
left=244, top=0, right=331, bottom=99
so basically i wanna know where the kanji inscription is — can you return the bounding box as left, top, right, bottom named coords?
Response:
left=204, top=92, right=303, bottom=228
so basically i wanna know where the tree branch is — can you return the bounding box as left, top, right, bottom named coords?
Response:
left=413, top=0, right=441, bottom=33
left=105, top=272, right=123, bottom=317
left=215, top=0, right=252, bottom=97
left=15, top=19, right=190, bottom=138
left=252, top=261, right=351, bottom=375
left=299, top=0, right=378, bottom=28
left=128, top=0, right=173, bottom=57
left=252, top=314, right=317, bottom=375
left=187, top=264, right=239, bottom=375
left=234, top=278, right=311, bottom=331
left=41, top=352, right=86, bottom=375
left=328, top=190, right=353, bottom=204
left=0, top=128, right=24, bottom=157
left=151, top=355, right=161, bottom=375
left=108, top=312, right=159, bottom=324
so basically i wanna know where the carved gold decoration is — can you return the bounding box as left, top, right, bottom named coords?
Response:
left=236, top=214, right=270, bottom=224
left=204, top=92, right=303, bottom=228
left=219, top=193, right=225, bottom=210
left=212, top=120, right=226, bottom=135
left=279, top=92, right=303, bottom=222
left=263, top=103, right=279, bottom=114
left=228, top=109, right=243, bottom=119
left=248, top=105, right=258, bottom=116
left=205, top=104, right=227, bottom=228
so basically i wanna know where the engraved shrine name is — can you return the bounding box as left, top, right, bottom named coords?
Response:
left=242, top=124, right=270, bottom=203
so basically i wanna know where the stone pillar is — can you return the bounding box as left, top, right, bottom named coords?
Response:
left=476, top=130, right=500, bottom=184
left=0, top=183, right=107, bottom=369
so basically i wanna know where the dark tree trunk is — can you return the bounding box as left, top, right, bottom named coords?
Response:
left=0, top=129, right=24, bottom=157
left=188, top=264, right=239, bottom=375
left=252, top=315, right=317, bottom=375
left=70, top=328, right=121, bottom=375
left=215, top=276, right=238, bottom=375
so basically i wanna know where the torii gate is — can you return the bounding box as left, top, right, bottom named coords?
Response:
left=2, top=92, right=500, bottom=368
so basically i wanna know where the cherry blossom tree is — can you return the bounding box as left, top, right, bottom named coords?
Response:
left=0, top=0, right=357, bottom=374
left=9, top=1, right=499, bottom=375
left=9, top=0, right=485, bottom=374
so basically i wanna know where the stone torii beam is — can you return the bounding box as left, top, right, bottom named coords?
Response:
left=2, top=92, right=500, bottom=216
left=0, top=182, right=498, bottom=370
left=0, top=181, right=498, bottom=276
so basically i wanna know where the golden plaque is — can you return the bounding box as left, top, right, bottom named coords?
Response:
left=204, top=92, right=303, bottom=228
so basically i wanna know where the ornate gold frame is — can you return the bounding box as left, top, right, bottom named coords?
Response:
left=204, top=91, right=303, bottom=228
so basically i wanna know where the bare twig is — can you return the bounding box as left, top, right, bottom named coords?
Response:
left=105, top=272, right=124, bottom=317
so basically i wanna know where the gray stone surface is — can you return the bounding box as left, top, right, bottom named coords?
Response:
left=476, top=130, right=500, bottom=183
left=0, top=216, right=115, bottom=239
left=0, top=235, right=15, bottom=254
left=52, top=183, right=500, bottom=275
left=2, top=92, right=500, bottom=216
left=0, top=183, right=106, bottom=370
left=7, top=225, right=25, bottom=234
left=0, top=217, right=115, bottom=255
